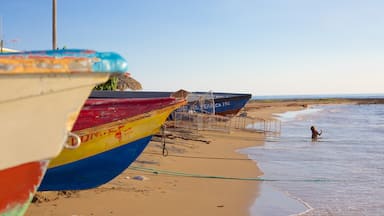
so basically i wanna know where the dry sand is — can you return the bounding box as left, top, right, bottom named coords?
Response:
left=26, top=100, right=353, bottom=216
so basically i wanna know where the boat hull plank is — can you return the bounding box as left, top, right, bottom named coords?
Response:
left=39, top=136, right=151, bottom=191
left=73, top=97, right=177, bottom=131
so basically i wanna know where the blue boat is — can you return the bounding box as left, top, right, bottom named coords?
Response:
left=181, top=91, right=252, bottom=116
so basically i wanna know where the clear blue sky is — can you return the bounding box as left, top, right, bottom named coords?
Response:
left=1, top=0, right=383, bottom=95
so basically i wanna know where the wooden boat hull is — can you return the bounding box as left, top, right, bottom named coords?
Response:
left=209, top=94, right=251, bottom=116
left=38, top=99, right=185, bottom=191
left=0, top=50, right=128, bottom=216
left=72, top=97, right=180, bottom=131
left=188, top=92, right=252, bottom=116
left=0, top=73, right=110, bottom=170
left=0, top=74, right=108, bottom=216
left=0, top=49, right=128, bottom=170
left=39, top=136, right=151, bottom=191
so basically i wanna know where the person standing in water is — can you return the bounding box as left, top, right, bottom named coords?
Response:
left=310, top=126, right=322, bottom=140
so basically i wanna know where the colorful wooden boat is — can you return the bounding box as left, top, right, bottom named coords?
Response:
left=90, top=90, right=252, bottom=116
left=0, top=49, right=128, bottom=216
left=38, top=94, right=185, bottom=191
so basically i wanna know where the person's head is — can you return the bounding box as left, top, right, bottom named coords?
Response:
left=310, top=126, right=315, bottom=131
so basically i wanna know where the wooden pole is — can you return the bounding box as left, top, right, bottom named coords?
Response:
left=52, top=0, right=57, bottom=49
left=0, top=16, right=3, bottom=52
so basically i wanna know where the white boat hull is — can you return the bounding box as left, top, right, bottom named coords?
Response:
left=0, top=73, right=109, bottom=170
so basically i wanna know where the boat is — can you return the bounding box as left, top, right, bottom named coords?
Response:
left=90, top=90, right=252, bottom=116
left=181, top=91, right=252, bottom=116
left=0, top=49, right=128, bottom=216
left=38, top=92, right=186, bottom=191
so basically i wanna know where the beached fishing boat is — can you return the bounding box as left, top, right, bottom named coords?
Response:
left=0, top=49, right=128, bottom=216
left=183, top=91, right=252, bottom=116
left=38, top=94, right=185, bottom=191
left=90, top=90, right=252, bottom=116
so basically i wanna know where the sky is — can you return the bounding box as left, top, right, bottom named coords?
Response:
left=1, top=0, right=383, bottom=96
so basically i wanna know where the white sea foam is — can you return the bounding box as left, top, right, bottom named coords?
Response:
left=273, top=107, right=323, bottom=122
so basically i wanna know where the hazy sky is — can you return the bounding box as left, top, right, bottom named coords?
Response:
left=1, top=0, right=383, bottom=95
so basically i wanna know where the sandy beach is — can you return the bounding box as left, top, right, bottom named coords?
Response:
left=25, top=99, right=371, bottom=216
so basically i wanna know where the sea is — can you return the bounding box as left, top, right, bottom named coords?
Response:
left=240, top=94, right=384, bottom=216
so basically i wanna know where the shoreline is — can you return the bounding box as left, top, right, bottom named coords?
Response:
left=26, top=99, right=369, bottom=216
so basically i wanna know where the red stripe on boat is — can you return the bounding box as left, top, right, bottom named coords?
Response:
left=0, top=161, right=45, bottom=213
left=72, top=97, right=176, bottom=131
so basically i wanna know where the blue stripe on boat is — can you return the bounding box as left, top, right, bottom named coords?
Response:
left=38, top=136, right=152, bottom=191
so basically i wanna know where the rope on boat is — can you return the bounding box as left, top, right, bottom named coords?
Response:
left=128, top=166, right=335, bottom=182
